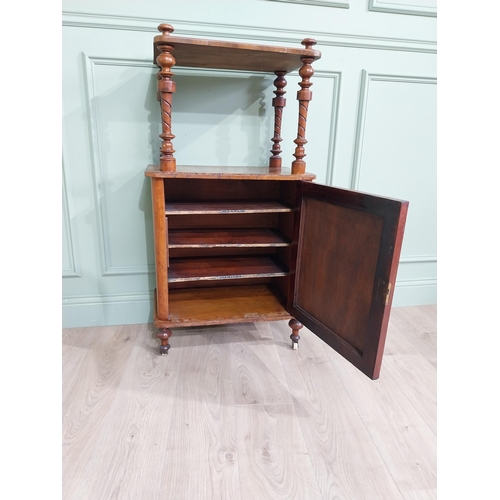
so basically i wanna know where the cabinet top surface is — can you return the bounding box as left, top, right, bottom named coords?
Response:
left=154, top=29, right=321, bottom=73
left=145, top=164, right=316, bottom=181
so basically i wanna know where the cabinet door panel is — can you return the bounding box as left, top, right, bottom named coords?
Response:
left=291, top=182, right=408, bottom=379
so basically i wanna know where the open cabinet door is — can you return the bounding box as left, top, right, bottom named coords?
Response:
left=290, top=181, right=408, bottom=379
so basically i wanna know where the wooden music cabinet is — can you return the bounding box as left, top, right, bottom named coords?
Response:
left=146, top=24, right=408, bottom=379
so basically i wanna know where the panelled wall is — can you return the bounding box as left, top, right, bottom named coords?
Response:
left=62, top=0, right=437, bottom=327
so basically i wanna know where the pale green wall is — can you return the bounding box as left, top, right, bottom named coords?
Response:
left=62, top=0, right=437, bottom=327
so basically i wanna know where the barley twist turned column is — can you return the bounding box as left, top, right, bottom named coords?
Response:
left=269, top=71, right=287, bottom=170
left=156, top=24, right=177, bottom=172
left=291, top=38, right=317, bottom=175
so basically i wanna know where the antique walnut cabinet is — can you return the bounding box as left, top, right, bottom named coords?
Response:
left=146, top=24, right=408, bottom=380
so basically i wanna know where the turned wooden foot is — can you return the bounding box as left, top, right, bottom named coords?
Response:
left=157, top=328, right=172, bottom=355
left=289, top=319, right=303, bottom=350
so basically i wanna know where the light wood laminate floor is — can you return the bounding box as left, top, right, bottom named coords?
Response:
left=62, top=305, right=437, bottom=500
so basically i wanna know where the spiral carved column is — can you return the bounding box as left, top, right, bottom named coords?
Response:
left=269, top=71, right=287, bottom=170
left=291, top=38, right=317, bottom=175
left=156, top=24, right=177, bottom=172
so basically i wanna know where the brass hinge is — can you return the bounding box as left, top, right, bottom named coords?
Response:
left=384, top=282, right=392, bottom=306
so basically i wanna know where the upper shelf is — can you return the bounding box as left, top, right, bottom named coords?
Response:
left=153, top=24, right=321, bottom=73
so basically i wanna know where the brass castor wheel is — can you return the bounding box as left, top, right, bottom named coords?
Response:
left=157, top=328, right=172, bottom=356
left=159, top=344, right=171, bottom=356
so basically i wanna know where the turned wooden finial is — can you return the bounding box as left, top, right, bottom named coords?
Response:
left=301, top=38, right=317, bottom=50
left=269, top=71, right=287, bottom=170
left=156, top=33, right=177, bottom=172
left=291, top=40, right=317, bottom=175
left=158, top=23, right=175, bottom=36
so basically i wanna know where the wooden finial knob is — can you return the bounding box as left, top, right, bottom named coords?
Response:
left=158, top=24, right=174, bottom=36
left=301, top=38, right=317, bottom=50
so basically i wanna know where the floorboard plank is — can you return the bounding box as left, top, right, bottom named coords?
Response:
left=62, top=304, right=437, bottom=500
left=67, top=324, right=183, bottom=500
left=159, top=326, right=241, bottom=500
left=235, top=403, right=323, bottom=500
left=390, top=307, right=437, bottom=365
left=62, top=327, right=99, bottom=387
left=62, top=325, right=138, bottom=499
left=383, top=324, right=437, bottom=435
left=271, top=320, right=404, bottom=500
left=402, top=489, right=438, bottom=500
left=230, top=322, right=292, bottom=406
left=330, top=342, right=437, bottom=498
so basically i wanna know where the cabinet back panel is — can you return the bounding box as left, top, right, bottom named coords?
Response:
left=277, top=213, right=295, bottom=241
left=279, top=181, right=298, bottom=207
left=276, top=247, right=292, bottom=269
left=273, top=276, right=290, bottom=304
left=164, top=179, right=280, bottom=201
left=169, top=247, right=277, bottom=258
left=168, top=277, right=273, bottom=290
left=167, top=213, right=278, bottom=229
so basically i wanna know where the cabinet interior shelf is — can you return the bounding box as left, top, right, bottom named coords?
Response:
left=168, top=255, right=289, bottom=283
left=168, top=228, right=290, bottom=248
left=165, top=201, right=293, bottom=215
left=159, top=285, right=291, bottom=328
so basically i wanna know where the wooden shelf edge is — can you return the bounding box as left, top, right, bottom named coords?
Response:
left=153, top=34, right=321, bottom=59
left=168, top=228, right=291, bottom=249
left=168, top=272, right=289, bottom=283
left=168, top=255, right=289, bottom=283
left=165, top=201, right=293, bottom=215
left=145, top=164, right=316, bottom=181
left=154, top=312, right=293, bottom=329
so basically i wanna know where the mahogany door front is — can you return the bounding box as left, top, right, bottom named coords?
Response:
left=290, top=181, right=408, bottom=379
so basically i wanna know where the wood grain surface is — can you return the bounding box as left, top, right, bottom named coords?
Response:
left=271, top=320, right=404, bottom=500
left=235, top=403, right=322, bottom=499
left=230, top=322, right=292, bottom=406
left=63, top=305, right=437, bottom=500
left=159, top=327, right=240, bottom=499
left=153, top=31, right=321, bottom=73
left=62, top=325, right=140, bottom=499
